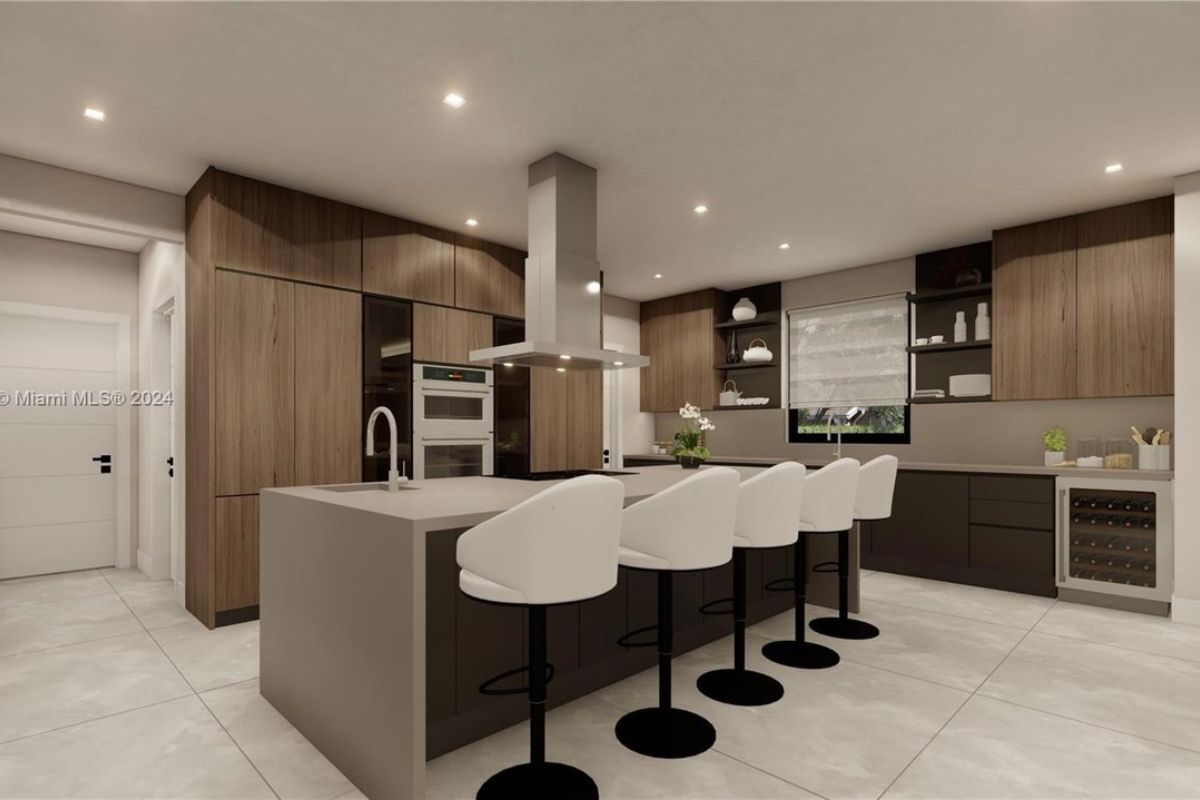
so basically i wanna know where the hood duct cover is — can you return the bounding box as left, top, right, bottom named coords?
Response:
left=470, top=153, right=648, bottom=370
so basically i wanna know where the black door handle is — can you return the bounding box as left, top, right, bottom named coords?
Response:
left=166, top=456, right=174, bottom=466
left=168, top=468, right=174, bottom=478
left=92, top=454, right=111, bottom=464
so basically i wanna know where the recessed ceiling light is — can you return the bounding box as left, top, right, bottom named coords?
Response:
left=779, top=242, right=791, bottom=250
left=556, top=367, right=566, bottom=373
left=443, top=93, right=466, bottom=108
left=613, top=360, right=624, bottom=367
left=653, top=273, right=663, bottom=279
left=83, top=107, right=106, bottom=121
left=1105, top=163, right=1123, bottom=174
left=585, top=280, right=601, bottom=294
left=465, top=218, right=479, bottom=227
left=693, top=204, right=708, bottom=215
left=559, top=354, right=571, bottom=360
left=502, top=362, right=514, bottom=368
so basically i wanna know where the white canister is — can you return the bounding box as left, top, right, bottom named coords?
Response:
left=1138, top=444, right=1157, bottom=470
left=1158, top=445, right=1171, bottom=470
left=731, top=297, right=757, bottom=321
left=954, top=311, right=967, bottom=343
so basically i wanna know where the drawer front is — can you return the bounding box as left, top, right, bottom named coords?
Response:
left=970, top=475, right=1054, bottom=504
left=970, top=498, right=1054, bottom=531
left=969, top=524, right=1054, bottom=577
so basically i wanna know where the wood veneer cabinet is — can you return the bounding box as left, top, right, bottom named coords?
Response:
left=639, top=290, right=722, bottom=412
left=363, top=212, right=456, bottom=305
left=455, top=236, right=525, bottom=318
left=294, top=284, right=362, bottom=486
left=210, top=170, right=361, bottom=290
left=214, top=270, right=296, bottom=496
left=992, top=216, right=1078, bottom=400
left=411, top=303, right=493, bottom=366
left=529, top=369, right=602, bottom=471
left=1076, top=197, right=1173, bottom=397
left=215, top=495, right=260, bottom=612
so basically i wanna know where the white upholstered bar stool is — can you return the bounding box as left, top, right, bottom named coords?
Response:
left=614, top=467, right=739, bottom=759
left=810, top=454, right=898, bottom=640
left=457, top=475, right=625, bottom=800
left=761, top=457, right=859, bottom=670
left=696, top=461, right=806, bottom=706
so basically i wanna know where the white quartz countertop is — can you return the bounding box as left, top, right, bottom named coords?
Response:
left=625, top=453, right=1174, bottom=481
left=264, top=465, right=763, bottom=529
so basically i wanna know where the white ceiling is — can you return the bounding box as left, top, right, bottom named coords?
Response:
left=2, top=2, right=1198, bottom=299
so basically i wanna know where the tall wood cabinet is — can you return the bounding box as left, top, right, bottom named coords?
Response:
left=530, top=369, right=602, bottom=471
left=639, top=290, right=723, bottom=412
left=454, top=236, right=525, bottom=318
left=363, top=212, right=456, bottom=305
left=992, top=197, right=1173, bottom=401
left=992, top=216, right=1078, bottom=400
left=411, top=303, right=493, bottom=366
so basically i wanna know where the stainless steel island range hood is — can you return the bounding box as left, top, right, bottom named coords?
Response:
left=469, top=153, right=648, bottom=370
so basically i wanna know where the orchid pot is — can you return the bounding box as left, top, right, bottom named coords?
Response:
left=673, top=403, right=715, bottom=468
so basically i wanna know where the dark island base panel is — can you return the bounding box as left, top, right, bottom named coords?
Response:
left=425, top=528, right=845, bottom=759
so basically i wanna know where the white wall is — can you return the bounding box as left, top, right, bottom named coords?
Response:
left=136, top=241, right=185, bottom=582
left=1173, top=173, right=1200, bottom=626
left=0, top=229, right=140, bottom=566
left=602, top=294, right=654, bottom=460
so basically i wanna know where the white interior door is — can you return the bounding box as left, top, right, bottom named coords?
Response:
left=0, top=305, right=127, bottom=579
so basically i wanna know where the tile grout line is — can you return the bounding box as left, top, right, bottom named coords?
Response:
left=108, top=576, right=283, bottom=800
left=874, top=598, right=1059, bottom=799
left=1024, top=626, right=1200, bottom=668
left=857, top=595, right=1050, bottom=632
left=0, top=693, right=195, bottom=747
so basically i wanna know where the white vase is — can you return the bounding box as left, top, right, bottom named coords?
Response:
left=1044, top=451, right=1065, bottom=466
left=975, top=302, right=991, bottom=341
left=954, top=311, right=967, bottom=343
left=731, top=297, right=757, bottom=321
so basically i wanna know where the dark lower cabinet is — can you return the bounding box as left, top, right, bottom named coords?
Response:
left=862, top=470, right=1056, bottom=597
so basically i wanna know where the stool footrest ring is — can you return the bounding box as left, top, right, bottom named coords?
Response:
left=764, top=577, right=796, bottom=593
left=617, top=624, right=659, bottom=649
left=812, top=560, right=840, bottom=574
left=478, top=662, right=556, bottom=696
left=699, top=597, right=734, bottom=616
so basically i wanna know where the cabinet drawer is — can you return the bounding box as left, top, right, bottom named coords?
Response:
left=970, top=475, right=1054, bottom=504
left=970, top=499, right=1054, bottom=531
left=969, top=524, right=1053, bottom=577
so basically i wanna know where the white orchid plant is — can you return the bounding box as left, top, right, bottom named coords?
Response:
left=673, top=403, right=715, bottom=460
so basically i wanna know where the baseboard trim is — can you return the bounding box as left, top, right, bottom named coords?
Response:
left=136, top=549, right=153, bottom=576
left=1171, top=595, right=1200, bottom=627
left=215, top=604, right=260, bottom=627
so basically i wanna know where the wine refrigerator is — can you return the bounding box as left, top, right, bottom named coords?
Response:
left=1056, top=477, right=1174, bottom=604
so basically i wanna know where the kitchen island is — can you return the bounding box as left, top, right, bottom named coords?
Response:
left=259, top=466, right=858, bottom=799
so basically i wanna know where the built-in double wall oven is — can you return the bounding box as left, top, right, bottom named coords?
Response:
left=413, top=364, right=494, bottom=480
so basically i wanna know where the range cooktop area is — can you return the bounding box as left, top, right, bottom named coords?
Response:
left=492, top=469, right=635, bottom=481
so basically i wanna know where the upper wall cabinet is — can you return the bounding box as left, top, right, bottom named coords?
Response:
left=412, top=303, right=493, bottom=366
left=455, top=236, right=525, bottom=318
left=1075, top=197, right=1173, bottom=397
left=640, top=290, right=722, bottom=412
left=363, top=212, right=455, bottom=305
left=992, top=217, right=1078, bottom=400
left=211, top=170, right=361, bottom=291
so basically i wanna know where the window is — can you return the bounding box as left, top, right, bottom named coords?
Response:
left=786, top=294, right=910, bottom=444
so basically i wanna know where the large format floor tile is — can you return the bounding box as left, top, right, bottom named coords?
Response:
left=100, top=567, right=169, bottom=594
left=0, top=593, right=141, bottom=657
left=593, top=635, right=968, bottom=800
left=202, top=679, right=355, bottom=800
left=151, top=619, right=259, bottom=692
left=0, top=571, right=112, bottom=608
left=120, top=584, right=194, bottom=631
left=751, top=600, right=1025, bottom=692
left=1036, top=601, right=1200, bottom=664
left=979, top=631, right=1200, bottom=752
left=0, top=695, right=275, bottom=799
left=427, top=694, right=819, bottom=800
left=0, top=632, right=191, bottom=743
left=861, top=571, right=1055, bottom=630
left=885, top=695, right=1200, bottom=799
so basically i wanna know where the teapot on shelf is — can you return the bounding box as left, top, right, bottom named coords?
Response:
left=719, top=379, right=742, bottom=407
left=742, top=338, right=773, bottom=363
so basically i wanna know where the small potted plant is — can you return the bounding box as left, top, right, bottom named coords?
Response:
left=673, top=403, right=714, bottom=469
left=1043, top=426, right=1067, bottom=466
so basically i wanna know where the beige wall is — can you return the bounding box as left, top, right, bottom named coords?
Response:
left=1173, top=173, right=1199, bottom=625
left=653, top=255, right=1174, bottom=469
left=0, top=229, right=141, bottom=566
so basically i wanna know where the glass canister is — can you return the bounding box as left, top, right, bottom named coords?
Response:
left=1078, top=437, right=1100, bottom=460
left=1103, top=437, right=1135, bottom=470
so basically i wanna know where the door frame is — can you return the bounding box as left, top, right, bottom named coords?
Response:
left=147, top=296, right=178, bottom=581
left=0, top=299, right=133, bottom=569
left=602, top=341, right=623, bottom=468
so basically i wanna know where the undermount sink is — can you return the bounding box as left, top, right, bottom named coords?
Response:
left=315, top=482, right=419, bottom=493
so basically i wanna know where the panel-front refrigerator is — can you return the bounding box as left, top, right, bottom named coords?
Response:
left=1056, top=476, right=1174, bottom=605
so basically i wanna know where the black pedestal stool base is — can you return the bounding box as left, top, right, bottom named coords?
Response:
left=614, top=707, right=716, bottom=759
left=477, top=761, right=599, bottom=800
left=810, top=616, right=880, bottom=640
left=761, top=639, right=841, bottom=670
left=696, top=667, right=784, bottom=706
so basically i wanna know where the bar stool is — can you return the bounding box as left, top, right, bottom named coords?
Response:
left=614, top=467, right=739, bottom=759
left=810, top=455, right=897, bottom=640
left=696, top=461, right=806, bottom=706
left=458, top=475, right=625, bottom=800
left=761, top=458, right=859, bottom=670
